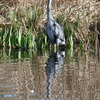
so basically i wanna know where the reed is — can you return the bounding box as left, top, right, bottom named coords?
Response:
left=0, top=0, right=99, bottom=51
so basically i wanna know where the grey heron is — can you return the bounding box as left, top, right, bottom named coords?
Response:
left=46, top=0, right=65, bottom=47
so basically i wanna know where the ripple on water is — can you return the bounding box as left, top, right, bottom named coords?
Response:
left=0, top=50, right=99, bottom=100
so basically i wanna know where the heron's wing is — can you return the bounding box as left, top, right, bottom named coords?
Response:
left=46, top=24, right=55, bottom=43
left=54, top=21, right=65, bottom=41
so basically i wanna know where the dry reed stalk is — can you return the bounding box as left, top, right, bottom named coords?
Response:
left=0, top=0, right=99, bottom=34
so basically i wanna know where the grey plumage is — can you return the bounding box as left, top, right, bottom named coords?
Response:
left=46, top=0, right=65, bottom=46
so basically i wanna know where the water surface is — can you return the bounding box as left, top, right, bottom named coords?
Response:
left=0, top=49, right=100, bottom=100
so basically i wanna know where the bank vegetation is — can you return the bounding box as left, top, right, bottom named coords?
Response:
left=0, top=0, right=100, bottom=51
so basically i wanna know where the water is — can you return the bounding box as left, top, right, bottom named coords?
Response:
left=0, top=49, right=100, bottom=100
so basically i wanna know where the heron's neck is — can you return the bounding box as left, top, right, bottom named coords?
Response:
left=47, top=0, right=52, bottom=20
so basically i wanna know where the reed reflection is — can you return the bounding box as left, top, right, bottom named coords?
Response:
left=45, top=50, right=65, bottom=99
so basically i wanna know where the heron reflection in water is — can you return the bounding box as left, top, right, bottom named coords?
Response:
left=45, top=50, right=65, bottom=99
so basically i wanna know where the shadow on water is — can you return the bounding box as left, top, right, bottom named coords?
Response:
left=45, top=50, right=65, bottom=99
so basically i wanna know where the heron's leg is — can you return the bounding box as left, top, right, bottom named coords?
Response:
left=54, top=44, right=57, bottom=52
left=50, top=44, right=57, bottom=52
left=56, top=45, right=59, bottom=51
left=50, top=44, right=53, bottom=50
